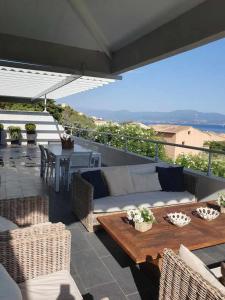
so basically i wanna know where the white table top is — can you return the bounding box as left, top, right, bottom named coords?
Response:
left=46, top=143, right=100, bottom=157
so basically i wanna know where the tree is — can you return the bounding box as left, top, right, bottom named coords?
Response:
left=175, top=153, right=225, bottom=178
left=80, top=123, right=166, bottom=160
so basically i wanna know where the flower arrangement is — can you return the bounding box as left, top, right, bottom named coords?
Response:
left=127, top=207, right=156, bottom=232
left=61, top=131, right=74, bottom=149
left=217, top=192, right=225, bottom=213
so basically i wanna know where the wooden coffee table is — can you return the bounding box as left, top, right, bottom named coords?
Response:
left=98, top=201, right=225, bottom=265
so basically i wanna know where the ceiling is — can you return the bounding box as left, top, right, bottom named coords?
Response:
left=0, top=1, right=224, bottom=80
left=0, top=0, right=204, bottom=52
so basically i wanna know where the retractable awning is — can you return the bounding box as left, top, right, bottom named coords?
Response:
left=0, top=65, right=118, bottom=101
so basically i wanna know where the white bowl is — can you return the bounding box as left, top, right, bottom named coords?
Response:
left=167, top=212, right=191, bottom=227
left=196, top=207, right=220, bottom=221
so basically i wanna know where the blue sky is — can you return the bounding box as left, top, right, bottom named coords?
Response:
left=58, top=38, right=225, bottom=113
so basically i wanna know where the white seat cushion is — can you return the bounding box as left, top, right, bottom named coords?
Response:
left=93, top=191, right=195, bottom=213
left=0, top=264, right=22, bottom=300
left=0, top=216, right=18, bottom=231
left=19, top=270, right=83, bottom=300
left=179, top=244, right=225, bottom=295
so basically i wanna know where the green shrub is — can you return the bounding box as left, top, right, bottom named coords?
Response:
left=25, top=123, right=36, bottom=133
left=0, top=124, right=3, bottom=131
left=8, top=126, right=22, bottom=140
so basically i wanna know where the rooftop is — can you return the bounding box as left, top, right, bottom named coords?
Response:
left=1, top=144, right=225, bottom=299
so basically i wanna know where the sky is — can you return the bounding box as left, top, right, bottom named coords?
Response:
left=57, top=37, right=225, bottom=113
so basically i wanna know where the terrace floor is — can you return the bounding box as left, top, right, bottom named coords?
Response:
left=1, top=145, right=225, bottom=300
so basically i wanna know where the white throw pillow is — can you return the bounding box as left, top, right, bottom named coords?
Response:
left=0, top=216, right=18, bottom=232
left=179, top=244, right=225, bottom=295
left=103, top=166, right=135, bottom=196
left=131, top=172, right=162, bottom=193
left=0, top=264, right=22, bottom=300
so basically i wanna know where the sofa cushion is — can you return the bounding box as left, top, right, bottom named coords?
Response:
left=179, top=244, right=225, bottom=295
left=156, top=166, right=185, bottom=191
left=0, top=264, right=22, bottom=300
left=131, top=172, right=161, bottom=193
left=102, top=166, right=135, bottom=196
left=93, top=191, right=195, bottom=213
left=0, top=216, right=18, bottom=232
left=19, top=270, right=83, bottom=300
left=128, top=162, right=168, bottom=175
left=81, top=170, right=109, bottom=199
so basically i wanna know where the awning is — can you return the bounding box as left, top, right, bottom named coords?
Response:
left=0, top=65, right=117, bottom=101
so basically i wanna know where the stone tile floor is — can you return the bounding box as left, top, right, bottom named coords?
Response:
left=1, top=145, right=225, bottom=299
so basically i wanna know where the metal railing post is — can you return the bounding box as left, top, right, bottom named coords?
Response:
left=104, top=133, right=108, bottom=146
left=155, top=143, right=159, bottom=162
left=124, top=136, right=128, bottom=152
left=207, top=152, right=212, bottom=176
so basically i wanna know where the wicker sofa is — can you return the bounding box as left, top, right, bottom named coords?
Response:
left=159, top=248, right=225, bottom=300
left=0, top=222, right=83, bottom=299
left=72, top=163, right=197, bottom=232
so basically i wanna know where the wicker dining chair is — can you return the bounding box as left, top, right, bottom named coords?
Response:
left=159, top=249, right=225, bottom=300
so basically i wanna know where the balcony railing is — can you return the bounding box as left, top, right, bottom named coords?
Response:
left=66, top=126, right=225, bottom=177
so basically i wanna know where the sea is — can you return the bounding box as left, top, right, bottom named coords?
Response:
left=144, top=123, right=225, bottom=134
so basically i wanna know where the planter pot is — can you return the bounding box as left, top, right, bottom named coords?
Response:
left=220, top=206, right=225, bottom=213
left=26, top=133, right=36, bottom=144
left=134, top=222, right=152, bottom=232
left=11, top=140, right=20, bottom=145
left=61, top=139, right=74, bottom=149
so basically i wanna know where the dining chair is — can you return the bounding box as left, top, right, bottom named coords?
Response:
left=39, top=144, right=48, bottom=179
left=66, top=152, right=93, bottom=190
left=45, top=148, right=56, bottom=184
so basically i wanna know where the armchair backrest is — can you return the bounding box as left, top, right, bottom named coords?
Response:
left=159, top=249, right=225, bottom=300
left=0, top=223, right=71, bottom=283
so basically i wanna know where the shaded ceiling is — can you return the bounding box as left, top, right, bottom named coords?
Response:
left=0, top=1, right=224, bottom=75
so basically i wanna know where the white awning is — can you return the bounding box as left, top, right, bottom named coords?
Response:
left=0, top=66, right=116, bottom=100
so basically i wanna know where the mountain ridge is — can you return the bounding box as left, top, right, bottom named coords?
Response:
left=75, top=108, right=225, bottom=125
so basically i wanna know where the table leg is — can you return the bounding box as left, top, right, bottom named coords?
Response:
left=55, top=157, right=60, bottom=192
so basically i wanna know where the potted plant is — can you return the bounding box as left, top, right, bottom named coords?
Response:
left=8, top=126, right=22, bottom=145
left=217, top=192, right=225, bottom=213
left=0, top=123, right=3, bottom=144
left=127, top=207, right=156, bottom=232
left=25, top=123, right=36, bottom=144
left=60, top=131, right=74, bottom=149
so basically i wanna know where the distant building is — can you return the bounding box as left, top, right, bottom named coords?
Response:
left=124, top=122, right=150, bottom=130
left=60, top=103, right=68, bottom=108
left=149, top=124, right=225, bottom=160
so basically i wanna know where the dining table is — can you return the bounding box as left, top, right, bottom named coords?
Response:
left=45, top=143, right=101, bottom=192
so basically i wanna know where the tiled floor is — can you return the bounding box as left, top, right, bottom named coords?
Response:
left=1, top=145, right=225, bottom=299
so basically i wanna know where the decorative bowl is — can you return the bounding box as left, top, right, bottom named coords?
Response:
left=167, top=212, right=191, bottom=227
left=196, top=207, right=220, bottom=221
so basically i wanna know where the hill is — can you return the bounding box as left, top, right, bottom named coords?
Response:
left=76, top=108, right=225, bottom=125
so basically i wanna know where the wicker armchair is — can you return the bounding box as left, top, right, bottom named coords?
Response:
left=159, top=249, right=225, bottom=300
left=0, top=195, right=49, bottom=227
left=0, top=222, right=70, bottom=283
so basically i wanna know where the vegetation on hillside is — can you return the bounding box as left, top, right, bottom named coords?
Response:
left=204, top=140, right=225, bottom=152
left=175, top=153, right=225, bottom=177
left=76, top=123, right=166, bottom=159
left=0, top=100, right=94, bottom=128
left=60, top=106, right=95, bottom=128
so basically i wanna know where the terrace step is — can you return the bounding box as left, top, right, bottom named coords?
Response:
left=0, top=110, right=64, bottom=145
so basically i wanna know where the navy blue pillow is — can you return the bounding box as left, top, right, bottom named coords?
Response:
left=81, top=170, right=109, bottom=199
left=156, top=166, right=185, bottom=192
